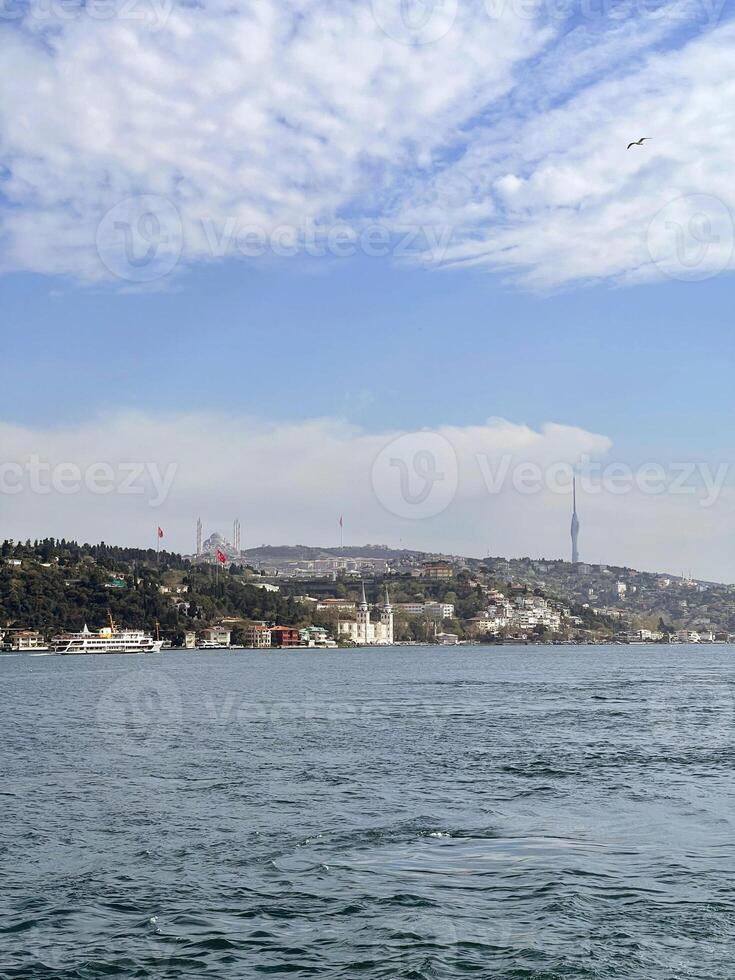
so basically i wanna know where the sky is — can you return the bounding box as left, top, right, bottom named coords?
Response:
left=1, top=0, right=734, bottom=579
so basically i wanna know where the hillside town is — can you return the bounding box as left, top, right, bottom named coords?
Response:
left=1, top=535, right=735, bottom=652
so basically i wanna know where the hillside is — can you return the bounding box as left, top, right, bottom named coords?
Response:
left=1, top=538, right=733, bottom=643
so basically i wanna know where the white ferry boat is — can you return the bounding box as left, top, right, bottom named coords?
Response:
left=50, top=618, right=163, bottom=655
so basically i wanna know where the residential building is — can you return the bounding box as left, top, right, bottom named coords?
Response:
left=5, top=630, right=47, bottom=651
left=270, top=626, right=301, bottom=647
left=244, top=623, right=272, bottom=648
left=299, top=626, right=337, bottom=648
left=394, top=601, right=454, bottom=620
left=199, top=627, right=231, bottom=648
left=419, top=561, right=454, bottom=580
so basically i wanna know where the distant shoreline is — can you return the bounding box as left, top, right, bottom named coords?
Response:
left=3, top=640, right=733, bottom=658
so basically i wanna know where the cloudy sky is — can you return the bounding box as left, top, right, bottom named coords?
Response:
left=1, top=0, right=734, bottom=578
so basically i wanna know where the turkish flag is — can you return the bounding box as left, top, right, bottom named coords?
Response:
left=157, top=527, right=164, bottom=538
left=216, top=549, right=226, bottom=564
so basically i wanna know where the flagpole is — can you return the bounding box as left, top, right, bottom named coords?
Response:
left=156, top=527, right=160, bottom=564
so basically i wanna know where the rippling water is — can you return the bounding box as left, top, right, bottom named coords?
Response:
left=3, top=644, right=735, bottom=978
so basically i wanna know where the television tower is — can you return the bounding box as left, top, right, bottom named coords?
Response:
left=570, top=475, right=580, bottom=564
left=196, top=517, right=202, bottom=556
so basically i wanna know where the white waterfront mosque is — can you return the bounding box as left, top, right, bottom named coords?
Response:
left=338, top=582, right=394, bottom=645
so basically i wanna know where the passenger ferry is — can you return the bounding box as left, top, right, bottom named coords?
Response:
left=50, top=616, right=163, bottom=655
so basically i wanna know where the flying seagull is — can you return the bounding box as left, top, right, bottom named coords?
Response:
left=627, top=137, right=651, bottom=149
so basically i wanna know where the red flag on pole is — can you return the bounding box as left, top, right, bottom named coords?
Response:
left=157, top=527, right=164, bottom=538
left=216, top=549, right=226, bottom=564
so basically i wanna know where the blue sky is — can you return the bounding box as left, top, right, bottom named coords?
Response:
left=1, top=0, right=734, bottom=578
left=2, top=260, right=732, bottom=460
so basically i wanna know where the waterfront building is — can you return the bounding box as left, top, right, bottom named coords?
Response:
left=244, top=623, right=272, bottom=648
left=338, top=584, right=394, bottom=645
left=299, top=626, right=337, bottom=648
left=270, top=626, right=301, bottom=647
left=199, top=627, right=231, bottom=648
left=5, top=630, right=48, bottom=652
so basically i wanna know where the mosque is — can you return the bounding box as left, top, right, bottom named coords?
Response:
left=338, top=583, right=394, bottom=645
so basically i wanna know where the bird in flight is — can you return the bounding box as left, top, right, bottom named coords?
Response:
left=627, top=137, right=651, bottom=149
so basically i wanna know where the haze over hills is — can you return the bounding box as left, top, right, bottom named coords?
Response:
left=240, top=543, right=722, bottom=586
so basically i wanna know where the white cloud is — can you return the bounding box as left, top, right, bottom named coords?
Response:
left=1, top=0, right=732, bottom=286
left=0, top=410, right=731, bottom=581
left=393, top=16, right=735, bottom=286
left=0, top=0, right=546, bottom=280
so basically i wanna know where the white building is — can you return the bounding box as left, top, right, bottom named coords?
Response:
left=394, top=601, right=454, bottom=620
left=338, top=584, right=394, bottom=645
left=5, top=630, right=48, bottom=651
left=199, top=627, right=231, bottom=648
left=316, top=599, right=357, bottom=612
left=435, top=632, right=460, bottom=645
left=299, top=626, right=338, bottom=648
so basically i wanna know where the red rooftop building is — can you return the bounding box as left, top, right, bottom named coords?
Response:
left=270, top=626, right=300, bottom=648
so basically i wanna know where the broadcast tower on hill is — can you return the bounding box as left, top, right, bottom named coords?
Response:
left=571, top=475, right=580, bottom=564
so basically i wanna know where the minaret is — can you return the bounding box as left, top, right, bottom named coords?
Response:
left=196, top=518, right=202, bottom=557
left=380, top=585, right=394, bottom=645
left=356, top=580, right=370, bottom=644
left=570, top=476, right=580, bottom=564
